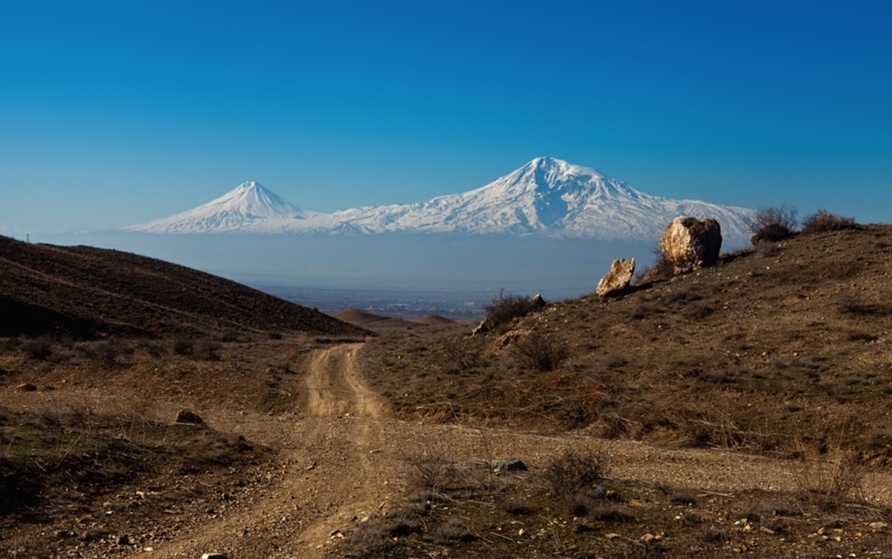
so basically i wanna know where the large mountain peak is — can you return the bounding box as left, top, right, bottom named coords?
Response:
left=521, top=156, right=605, bottom=183
left=125, top=159, right=755, bottom=242
left=124, top=180, right=314, bottom=233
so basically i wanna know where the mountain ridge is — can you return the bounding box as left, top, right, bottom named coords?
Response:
left=125, top=158, right=755, bottom=242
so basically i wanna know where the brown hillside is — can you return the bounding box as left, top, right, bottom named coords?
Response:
left=362, top=224, right=892, bottom=457
left=0, top=235, right=368, bottom=338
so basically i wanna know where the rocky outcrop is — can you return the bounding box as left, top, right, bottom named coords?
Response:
left=659, top=217, right=722, bottom=273
left=596, top=258, right=635, bottom=297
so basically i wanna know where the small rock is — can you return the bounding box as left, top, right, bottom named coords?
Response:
left=491, top=458, right=527, bottom=473
left=116, top=534, right=130, bottom=545
left=174, top=409, right=204, bottom=425
left=15, top=383, right=37, bottom=392
left=587, top=486, right=607, bottom=499
left=201, top=554, right=227, bottom=559
left=596, top=258, right=635, bottom=297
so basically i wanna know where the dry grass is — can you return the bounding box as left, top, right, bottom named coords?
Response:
left=362, top=225, right=892, bottom=460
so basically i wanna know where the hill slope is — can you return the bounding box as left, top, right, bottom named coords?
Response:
left=361, top=224, right=892, bottom=455
left=0, top=235, right=368, bottom=338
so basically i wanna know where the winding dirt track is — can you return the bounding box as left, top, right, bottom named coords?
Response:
left=130, top=343, right=892, bottom=558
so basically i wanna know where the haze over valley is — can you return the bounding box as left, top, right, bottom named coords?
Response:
left=36, top=158, right=755, bottom=315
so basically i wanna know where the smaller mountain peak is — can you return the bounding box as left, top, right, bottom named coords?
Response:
left=236, top=180, right=260, bottom=190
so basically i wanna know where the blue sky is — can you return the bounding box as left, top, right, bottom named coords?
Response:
left=1, top=0, right=890, bottom=235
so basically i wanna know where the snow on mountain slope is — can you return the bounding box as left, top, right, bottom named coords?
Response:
left=124, top=181, right=326, bottom=233
left=124, top=159, right=755, bottom=242
left=325, top=157, right=754, bottom=242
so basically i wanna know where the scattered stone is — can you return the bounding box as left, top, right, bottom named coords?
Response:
left=869, top=521, right=888, bottom=530
left=116, top=534, right=130, bottom=545
left=472, top=319, right=489, bottom=336
left=659, top=216, right=722, bottom=273
left=531, top=294, right=546, bottom=308
left=174, top=409, right=204, bottom=425
left=596, top=258, right=635, bottom=297
left=15, top=383, right=37, bottom=392
left=491, top=458, right=527, bottom=473
left=201, top=554, right=227, bottom=559
left=587, top=486, right=607, bottom=499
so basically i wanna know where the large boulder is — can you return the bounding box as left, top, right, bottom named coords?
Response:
left=659, top=217, right=722, bottom=273
left=596, top=258, right=635, bottom=297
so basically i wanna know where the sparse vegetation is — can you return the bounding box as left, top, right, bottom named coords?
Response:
left=544, top=449, right=609, bottom=498
left=509, top=331, right=568, bottom=371
left=801, top=209, right=858, bottom=234
left=483, top=290, right=543, bottom=330
left=744, top=204, right=799, bottom=238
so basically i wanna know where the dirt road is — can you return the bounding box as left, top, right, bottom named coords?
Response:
left=129, top=343, right=892, bottom=558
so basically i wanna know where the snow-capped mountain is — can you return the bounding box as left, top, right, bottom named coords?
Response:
left=124, top=181, right=322, bottom=233
left=327, top=157, right=754, bottom=241
left=125, top=158, right=755, bottom=242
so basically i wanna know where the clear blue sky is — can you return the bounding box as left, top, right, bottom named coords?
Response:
left=2, top=0, right=890, bottom=234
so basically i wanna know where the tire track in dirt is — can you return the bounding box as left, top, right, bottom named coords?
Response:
left=127, top=344, right=396, bottom=559
left=127, top=343, right=892, bottom=558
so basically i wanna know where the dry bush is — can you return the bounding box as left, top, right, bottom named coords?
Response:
left=80, top=340, right=133, bottom=369
left=544, top=449, right=609, bottom=498
left=751, top=223, right=794, bottom=244
left=838, top=294, right=888, bottom=316
left=744, top=204, right=799, bottom=235
left=432, top=518, right=477, bottom=543
left=510, top=331, right=568, bottom=372
left=172, top=337, right=193, bottom=356
left=794, top=450, right=865, bottom=511
left=800, top=209, right=857, bottom=234
left=193, top=339, right=221, bottom=361
left=440, top=335, right=485, bottom=372
left=407, top=454, right=458, bottom=494
left=484, top=291, right=542, bottom=330
left=345, top=519, right=392, bottom=558
left=634, top=248, right=675, bottom=284
left=21, top=337, right=52, bottom=360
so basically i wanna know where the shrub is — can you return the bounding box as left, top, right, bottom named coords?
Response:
left=795, top=450, right=865, bottom=511
left=440, top=335, right=485, bottom=372
left=544, top=449, right=608, bottom=498
left=634, top=247, right=675, bottom=284
left=193, top=339, right=221, bottom=361
left=172, top=338, right=194, bottom=356
left=483, top=290, right=544, bottom=330
left=22, top=338, right=52, bottom=360
left=744, top=204, right=798, bottom=236
left=407, top=454, right=456, bottom=494
left=751, top=223, right=793, bottom=244
left=800, top=209, right=857, bottom=234
left=510, top=331, right=568, bottom=372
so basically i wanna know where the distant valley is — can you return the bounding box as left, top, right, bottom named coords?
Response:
left=32, top=158, right=755, bottom=315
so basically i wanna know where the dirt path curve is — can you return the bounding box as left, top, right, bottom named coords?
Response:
left=129, top=343, right=399, bottom=559
left=129, top=343, right=892, bottom=558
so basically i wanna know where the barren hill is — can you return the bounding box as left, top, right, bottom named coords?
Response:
left=0, top=235, right=367, bottom=338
